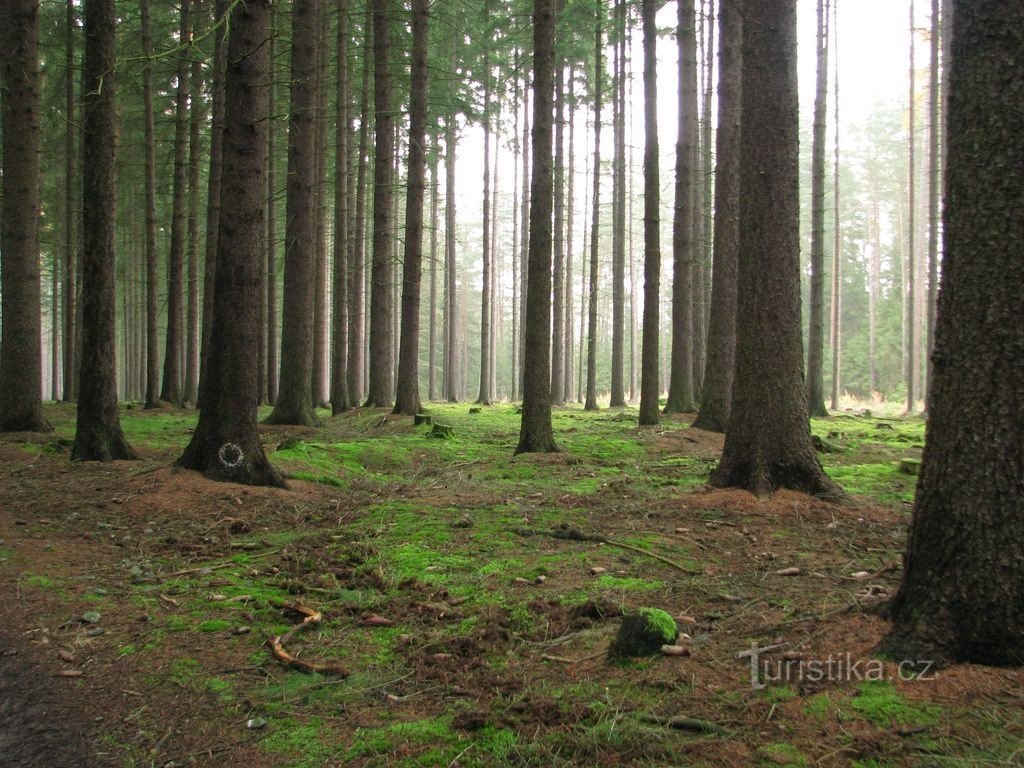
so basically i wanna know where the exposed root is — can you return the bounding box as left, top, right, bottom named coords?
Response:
left=266, top=602, right=350, bottom=677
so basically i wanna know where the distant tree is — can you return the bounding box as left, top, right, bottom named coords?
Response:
left=805, top=0, right=830, bottom=418
left=583, top=0, right=602, bottom=413
left=0, top=0, right=51, bottom=433
left=393, top=0, right=429, bottom=416
left=881, top=0, right=1024, bottom=667
left=477, top=0, right=495, bottom=407
left=516, top=0, right=557, bottom=454
left=178, top=0, right=285, bottom=487
left=637, top=0, right=661, bottom=428
left=365, top=0, right=395, bottom=408
left=266, top=0, right=321, bottom=426
left=905, top=0, right=917, bottom=413
left=159, top=0, right=192, bottom=407
left=549, top=6, right=565, bottom=408
left=62, top=0, right=78, bottom=404
left=72, top=0, right=137, bottom=461
left=708, top=0, right=840, bottom=498
left=692, top=0, right=741, bottom=433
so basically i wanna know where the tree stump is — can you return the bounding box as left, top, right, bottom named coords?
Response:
left=430, top=423, right=454, bottom=439
left=469, top=407, right=482, bottom=414
left=899, top=458, right=921, bottom=476
left=414, top=414, right=432, bottom=426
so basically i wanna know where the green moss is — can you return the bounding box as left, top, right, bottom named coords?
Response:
left=594, top=574, right=665, bottom=592
left=608, top=607, right=678, bottom=658
left=197, top=619, right=233, bottom=632
left=758, top=743, right=807, bottom=767
left=851, top=681, right=940, bottom=727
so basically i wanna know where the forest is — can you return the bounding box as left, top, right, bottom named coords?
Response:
left=0, top=0, right=1021, bottom=766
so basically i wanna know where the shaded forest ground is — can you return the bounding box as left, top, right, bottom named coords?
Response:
left=1, top=403, right=1021, bottom=768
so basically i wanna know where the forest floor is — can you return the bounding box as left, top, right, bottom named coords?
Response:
left=0, top=402, right=1021, bottom=768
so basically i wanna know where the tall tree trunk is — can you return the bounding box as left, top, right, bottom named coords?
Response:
left=550, top=13, right=566, bottom=407
left=72, top=0, right=137, bottom=461
left=141, top=0, right=159, bottom=409
left=638, top=0, right=661, bottom=427
left=477, top=11, right=494, bottom=406
left=693, top=0, right=740, bottom=433
left=694, top=0, right=714, bottom=397
left=266, top=7, right=279, bottom=405
left=665, top=0, right=698, bottom=415
left=518, top=65, right=531, bottom=400
left=184, top=40, right=203, bottom=406
left=511, top=49, right=521, bottom=402
left=708, top=0, right=840, bottom=499
left=867, top=162, right=880, bottom=394
left=805, top=0, right=830, bottom=417
left=348, top=2, right=372, bottom=407
left=925, top=0, right=940, bottom=405
left=311, top=2, right=330, bottom=408
left=882, top=0, right=1024, bottom=667
left=266, top=0, right=321, bottom=425
left=393, top=0, right=428, bottom=415
left=0, top=0, right=50, bottom=432
left=829, top=4, right=841, bottom=412
left=427, top=142, right=439, bottom=402
left=516, top=0, right=557, bottom=454
left=62, top=0, right=78, bottom=403
left=905, top=0, right=917, bottom=413
left=160, top=0, right=192, bottom=407
left=444, top=111, right=459, bottom=402
left=331, top=0, right=351, bottom=415
left=365, top=0, right=394, bottom=407
left=563, top=66, right=576, bottom=403
left=199, top=0, right=229, bottom=409
left=609, top=0, right=627, bottom=408
left=178, top=0, right=284, bottom=487
left=584, top=0, right=602, bottom=413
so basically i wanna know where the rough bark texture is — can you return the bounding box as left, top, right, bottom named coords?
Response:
left=805, top=0, right=830, bottom=418
left=444, top=110, right=459, bottom=402
left=62, top=0, right=77, bottom=403
left=708, top=0, right=839, bottom=499
left=583, top=0, right=602, bottom=413
left=365, top=0, right=394, bottom=408
left=693, top=0, right=740, bottom=433
left=516, top=0, right=557, bottom=454
left=184, top=44, right=203, bottom=406
left=331, top=0, right=350, bottom=415
left=393, top=0, right=428, bottom=416
left=266, top=7, right=279, bottom=405
left=159, top=0, right=191, bottom=407
left=72, top=0, right=137, bottom=462
left=477, top=16, right=494, bottom=407
left=881, top=0, right=1024, bottom=667
left=608, top=0, right=626, bottom=408
left=0, top=0, right=50, bottom=432
left=266, top=0, right=321, bottom=426
left=142, top=0, right=160, bottom=410
left=311, top=3, right=330, bottom=409
left=178, top=0, right=284, bottom=487
left=637, top=0, right=661, bottom=427
left=664, top=0, right=698, bottom=415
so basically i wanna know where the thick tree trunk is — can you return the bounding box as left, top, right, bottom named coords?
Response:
left=925, top=0, right=940, bottom=405
left=708, top=0, right=840, bottom=499
left=198, top=0, right=229, bottom=410
left=549, top=48, right=565, bottom=407
left=638, top=0, right=661, bottom=427
left=393, top=0, right=428, bottom=416
left=882, top=0, right=1024, bottom=666
left=693, top=0, right=740, bottom=433
left=311, top=3, right=331, bottom=409
left=516, top=0, right=557, bottom=454
left=141, top=0, right=160, bottom=410
left=584, top=0, right=602, bottom=413
left=62, top=0, right=78, bottom=403
left=365, top=0, right=394, bottom=408
left=160, top=0, right=191, bottom=407
left=511, top=49, right=521, bottom=402
left=805, top=0, right=830, bottom=417
left=607, top=0, right=626, bottom=408
left=72, top=0, right=137, bottom=461
left=0, top=0, right=50, bottom=432
left=331, top=0, right=350, bottom=415
left=184, top=43, right=203, bottom=406
left=266, top=8, right=279, bottom=405
left=665, top=0, right=698, bottom=415
left=178, top=0, right=284, bottom=487
left=266, top=0, right=321, bottom=426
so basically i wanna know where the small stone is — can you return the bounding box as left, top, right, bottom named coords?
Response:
left=534, top=575, right=547, bottom=584
left=590, top=567, right=607, bottom=575
left=81, top=611, right=101, bottom=624
left=676, top=633, right=692, bottom=643
left=660, top=644, right=690, bottom=657
left=362, top=615, right=395, bottom=627
left=432, top=653, right=453, bottom=661
left=851, top=571, right=870, bottom=579
left=245, top=717, right=267, bottom=730
left=676, top=615, right=698, bottom=625
left=86, top=627, right=106, bottom=637
left=513, top=577, right=530, bottom=585
left=674, top=528, right=689, bottom=534
left=209, top=594, right=227, bottom=602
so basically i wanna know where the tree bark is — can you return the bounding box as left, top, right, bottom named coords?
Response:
left=72, top=0, right=137, bottom=461
left=184, top=37, right=204, bottom=406
left=0, top=0, right=50, bottom=432
left=584, top=0, right=602, bottom=413
left=365, top=0, right=394, bottom=408
left=516, top=0, right=557, bottom=454
left=708, top=0, right=840, bottom=499
left=331, top=0, right=351, bottom=415
left=550, top=10, right=566, bottom=407
left=905, top=0, right=917, bottom=413
left=477, top=8, right=494, bottom=406
left=266, top=0, right=321, bottom=426
left=665, top=0, right=699, bottom=415
left=160, top=0, right=192, bottom=407
left=311, top=1, right=330, bottom=409
left=178, top=0, right=285, bottom=487
left=693, top=0, right=740, bottom=433
left=608, top=0, right=627, bottom=408
left=62, top=0, right=78, bottom=403
left=638, top=0, right=661, bottom=427
left=882, top=0, right=1024, bottom=666
left=393, top=0, right=428, bottom=416
left=141, top=0, right=160, bottom=410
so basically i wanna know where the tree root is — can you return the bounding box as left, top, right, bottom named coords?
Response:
left=266, top=602, right=350, bottom=677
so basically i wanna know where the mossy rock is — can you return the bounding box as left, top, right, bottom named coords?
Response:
left=608, top=608, right=678, bottom=659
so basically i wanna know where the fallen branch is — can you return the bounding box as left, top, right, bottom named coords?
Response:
left=510, top=527, right=703, bottom=575
left=633, top=712, right=727, bottom=735
left=266, top=602, right=350, bottom=677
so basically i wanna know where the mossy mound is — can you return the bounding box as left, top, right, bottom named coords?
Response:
left=608, top=608, right=678, bottom=658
